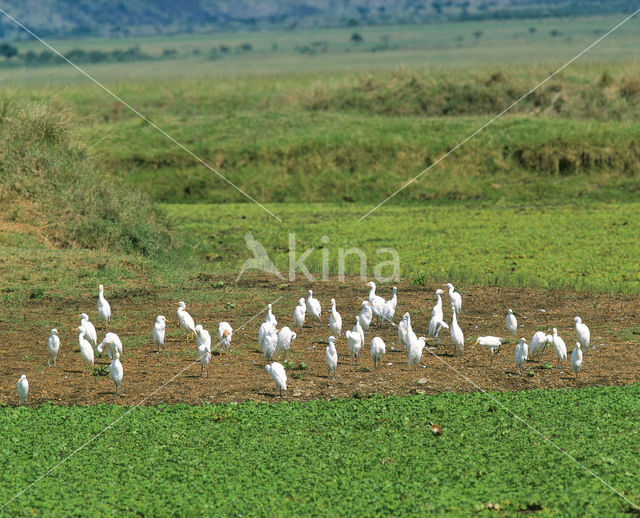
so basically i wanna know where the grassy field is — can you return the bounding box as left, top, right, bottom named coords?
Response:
left=1, top=385, right=639, bottom=516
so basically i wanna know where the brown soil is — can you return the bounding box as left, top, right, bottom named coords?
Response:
left=1, top=276, right=638, bottom=406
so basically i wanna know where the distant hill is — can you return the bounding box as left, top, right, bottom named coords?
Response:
left=0, top=0, right=635, bottom=40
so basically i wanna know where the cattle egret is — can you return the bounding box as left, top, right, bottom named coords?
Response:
left=475, top=336, right=502, bottom=365
left=293, top=298, right=306, bottom=334
left=265, top=362, right=287, bottom=397
left=218, top=322, right=233, bottom=355
left=153, top=316, right=167, bottom=352
left=398, top=312, right=410, bottom=348
left=110, top=352, right=123, bottom=394
left=404, top=313, right=418, bottom=348
left=258, top=320, right=276, bottom=351
left=262, top=326, right=278, bottom=361
left=329, top=299, right=343, bottom=338
left=443, top=283, right=462, bottom=314
left=506, top=309, right=518, bottom=336
left=370, top=337, right=386, bottom=368
left=431, top=289, right=444, bottom=320
left=197, top=342, right=211, bottom=378
left=265, top=304, right=277, bottom=326
left=47, top=329, right=60, bottom=366
left=97, top=332, right=123, bottom=360
left=551, top=328, right=567, bottom=366
left=97, top=284, right=111, bottom=329
left=574, top=317, right=591, bottom=353
left=195, top=324, right=212, bottom=352
left=276, top=326, right=296, bottom=359
left=408, top=335, right=427, bottom=369
left=346, top=329, right=363, bottom=364
left=80, top=313, right=97, bottom=348
left=367, top=282, right=385, bottom=325
left=571, top=342, right=583, bottom=378
left=77, top=326, right=94, bottom=373
left=529, top=331, right=549, bottom=360
left=514, top=337, right=528, bottom=375
left=382, top=287, right=397, bottom=327
left=326, top=336, right=338, bottom=378
left=450, top=309, right=464, bottom=356
left=17, top=375, right=28, bottom=404
left=306, top=290, right=321, bottom=325
left=353, top=317, right=365, bottom=346
left=177, top=301, right=196, bottom=341
left=359, top=301, right=373, bottom=332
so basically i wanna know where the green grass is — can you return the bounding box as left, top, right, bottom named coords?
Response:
left=165, top=201, right=640, bottom=294
left=1, top=385, right=639, bottom=516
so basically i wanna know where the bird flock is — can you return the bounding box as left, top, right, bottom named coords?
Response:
left=15, top=280, right=595, bottom=404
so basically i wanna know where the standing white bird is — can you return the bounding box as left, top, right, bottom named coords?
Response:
left=77, top=326, right=94, bottom=373
left=346, top=329, right=363, bottom=364
left=258, top=320, right=276, bottom=351
left=382, top=286, right=397, bottom=327
left=506, top=309, right=518, bottom=336
left=153, top=316, right=167, bottom=352
left=80, top=313, right=97, bottom=348
left=276, top=326, right=296, bottom=358
left=265, top=362, right=287, bottom=397
left=428, top=314, right=449, bottom=341
left=110, top=352, right=123, bottom=394
left=265, top=304, right=277, bottom=326
left=528, top=331, right=549, bottom=360
left=97, top=332, right=123, bottom=360
left=443, top=283, right=462, bottom=314
left=97, top=284, right=111, bottom=329
left=195, top=324, right=212, bottom=350
left=218, top=322, right=233, bottom=355
left=367, top=282, right=386, bottom=326
left=353, top=317, right=365, bottom=346
left=326, top=336, right=338, bottom=378
left=398, top=312, right=410, bottom=348
left=431, top=289, right=444, bottom=319
left=359, top=301, right=373, bottom=332
left=197, top=341, right=211, bottom=378
left=370, top=336, right=386, bottom=368
left=177, top=301, right=196, bottom=341
left=408, top=335, right=427, bottom=369
left=293, top=298, right=306, bottom=334
left=404, top=313, right=418, bottom=348
left=329, top=299, right=343, bottom=338
left=47, top=328, right=60, bottom=366
left=514, top=337, right=528, bottom=375
left=551, top=328, right=567, bottom=366
left=574, top=317, right=591, bottom=353
left=17, top=375, right=29, bottom=404
left=262, top=325, right=278, bottom=361
left=475, top=336, right=503, bottom=366
left=450, top=308, right=464, bottom=356
left=571, top=342, right=583, bottom=378
left=306, top=290, right=322, bottom=325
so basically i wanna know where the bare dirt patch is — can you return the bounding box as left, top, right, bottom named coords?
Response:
left=1, top=277, right=638, bottom=406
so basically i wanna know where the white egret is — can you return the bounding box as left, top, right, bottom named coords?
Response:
left=431, top=289, right=444, bottom=320
left=404, top=313, right=418, bottom=348
left=276, top=326, right=296, bottom=359
left=326, top=336, right=338, bottom=378
left=293, top=298, right=306, bottom=334
left=306, top=290, right=321, bottom=325
left=443, top=283, right=462, bottom=314
left=262, top=326, right=278, bottom=361
left=17, top=375, right=29, bottom=404
left=382, top=287, right=397, bottom=327
left=329, top=299, right=343, bottom=338
left=97, top=332, right=123, bottom=360
left=218, top=322, right=233, bottom=355
left=370, top=336, right=386, bottom=368
left=197, top=341, right=211, bottom=378
left=428, top=314, right=449, bottom=340
left=359, top=301, right=373, bottom=332
left=551, top=328, right=567, bottom=366
left=195, top=324, right=212, bottom=352
left=346, top=329, right=363, bottom=364
left=258, top=320, right=276, bottom=351
left=265, top=362, right=287, bottom=397
left=110, top=352, right=123, bottom=394
left=265, top=303, right=277, bottom=325
left=528, top=331, right=549, bottom=360
left=80, top=313, right=97, bottom=348
left=407, top=335, right=427, bottom=369
left=475, top=336, right=502, bottom=366
left=574, top=317, right=591, bottom=353
left=97, top=284, right=111, bottom=329
left=450, top=308, right=464, bottom=356
left=77, top=326, right=94, bottom=373
left=177, top=301, right=196, bottom=341
left=153, top=316, right=167, bottom=352
left=366, top=282, right=385, bottom=325
left=47, top=328, right=60, bottom=366
left=353, top=317, right=365, bottom=345
left=506, top=309, right=518, bottom=336
left=571, top=342, right=583, bottom=378
left=398, top=312, right=410, bottom=348
left=514, top=338, right=528, bottom=375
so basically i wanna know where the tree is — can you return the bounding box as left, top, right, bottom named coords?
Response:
left=0, top=43, right=18, bottom=59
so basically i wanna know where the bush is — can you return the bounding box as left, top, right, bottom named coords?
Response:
left=0, top=103, right=173, bottom=256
